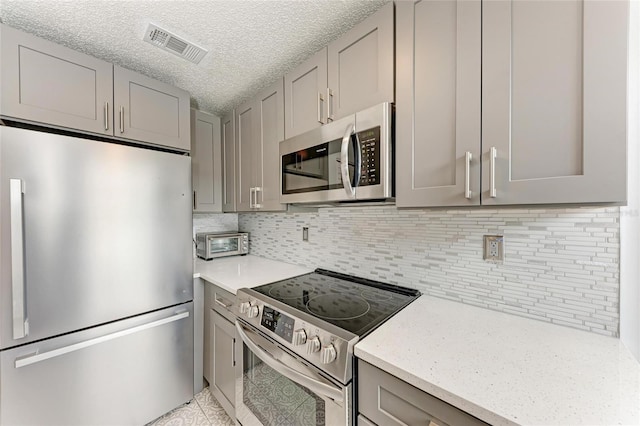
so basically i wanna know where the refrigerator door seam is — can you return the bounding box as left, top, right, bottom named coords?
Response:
left=14, top=311, right=189, bottom=368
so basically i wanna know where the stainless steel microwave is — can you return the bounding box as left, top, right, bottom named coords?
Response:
left=279, top=102, right=393, bottom=204
left=195, top=232, right=248, bottom=260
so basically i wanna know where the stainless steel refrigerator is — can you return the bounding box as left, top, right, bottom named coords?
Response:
left=0, top=126, right=194, bottom=425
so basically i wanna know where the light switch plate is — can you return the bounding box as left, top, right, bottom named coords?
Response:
left=302, top=227, right=309, bottom=241
left=483, top=235, right=504, bottom=262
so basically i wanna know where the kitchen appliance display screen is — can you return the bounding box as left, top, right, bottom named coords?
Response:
left=261, top=307, right=294, bottom=343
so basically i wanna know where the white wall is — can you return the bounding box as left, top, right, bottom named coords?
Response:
left=620, top=0, right=640, bottom=361
left=240, top=206, right=620, bottom=337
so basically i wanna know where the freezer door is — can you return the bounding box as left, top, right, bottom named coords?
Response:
left=0, top=302, right=193, bottom=425
left=0, top=126, right=193, bottom=349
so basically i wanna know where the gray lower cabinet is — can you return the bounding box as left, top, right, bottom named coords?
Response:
left=222, top=111, right=237, bottom=212
left=114, top=66, right=191, bottom=151
left=235, top=78, right=286, bottom=212
left=396, top=0, right=628, bottom=207
left=191, top=109, right=222, bottom=212
left=283, top=2, right=394, bottom=139
left=204, top=283, right=237, bottom=420
left=358, top=360, right=488, bottom=426
left=0, top=23, right=113, bottom=137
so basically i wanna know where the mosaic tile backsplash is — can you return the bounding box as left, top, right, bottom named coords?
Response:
left=239, top=206, right=620, bottom=337
left=193, top=213, right=238, bottom=237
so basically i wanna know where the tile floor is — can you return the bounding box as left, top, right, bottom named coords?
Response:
left=147, top=387, right=235, bottom=426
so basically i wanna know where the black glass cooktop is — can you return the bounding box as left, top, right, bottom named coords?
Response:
left=253, top=269, right=420, bottom=337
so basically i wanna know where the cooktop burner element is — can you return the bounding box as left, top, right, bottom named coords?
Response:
left=252, top=269, right=420, bottom=337
left=306, top=294, right=370, bottom=320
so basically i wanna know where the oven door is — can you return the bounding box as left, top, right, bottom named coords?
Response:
left=206, top=235, right=243, bottom=258
left=235, top=320, right=351, bottom=426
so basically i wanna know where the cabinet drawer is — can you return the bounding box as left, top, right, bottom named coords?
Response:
left=210, top=284, right=237, bottom=321
left=358, top=360, right=487, bottom=426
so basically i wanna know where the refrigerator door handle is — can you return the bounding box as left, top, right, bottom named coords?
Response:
left=10, top=179, right=28, bottom=340
left=14, top=311, right=190, bottom=368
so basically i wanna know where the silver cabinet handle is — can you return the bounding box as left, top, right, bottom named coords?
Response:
left=10, top=179, right=28, bottom=340
left=104, top=102, right=109, bottom=131
left=254, top=186, right=263, bottom=209
left=193, top=190, right=197, bottom=210
left=465, top=151, right=472, bottom=199
left=249, top=187, right=255, bottom=208
left=15, top=311, right=189, bottom=368
left=490, top=146, right=497, bottom=198
left=340, top=123, right=356, bottom=199
left=215, top=297, right=232, bottom=309
left=119, top=106, right=125, bottom=133
left=235, top=321, right=343, bottom=402
left=317, top=92, right=325, bottom=124
left=327, top=88, right=334, bottom=122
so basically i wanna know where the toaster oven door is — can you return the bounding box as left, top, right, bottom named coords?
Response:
left=206, top=236, right=243, bottom=258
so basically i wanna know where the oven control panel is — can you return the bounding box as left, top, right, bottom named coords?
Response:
left=260, top=306, right=294, bottom=343
left=235, top=293, right=355, bottom=384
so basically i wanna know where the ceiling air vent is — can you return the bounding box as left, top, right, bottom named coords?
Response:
left=143, top=23, right=207, bottom=64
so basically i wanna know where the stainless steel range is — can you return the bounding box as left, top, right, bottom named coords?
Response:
left=234, top=269, right=420, bottom=426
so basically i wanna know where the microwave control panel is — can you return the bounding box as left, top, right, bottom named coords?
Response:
left=358, top=126, right=381, bottom=187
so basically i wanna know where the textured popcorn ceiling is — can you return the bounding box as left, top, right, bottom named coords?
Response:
left=0, top=0, right=387, bottom=116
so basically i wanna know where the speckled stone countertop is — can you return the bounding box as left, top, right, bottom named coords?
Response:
left=193, top=255, right=312, bottom=294
left=355, top=295, right=640, bottom=426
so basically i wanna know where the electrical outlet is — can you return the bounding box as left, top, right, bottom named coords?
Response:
left=302, top=227, right=309, bottom=241
left=483, top=235, right=504, bottom=262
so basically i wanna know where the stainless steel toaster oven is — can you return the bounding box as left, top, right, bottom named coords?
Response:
left=195, top=232, right=248, bottom=260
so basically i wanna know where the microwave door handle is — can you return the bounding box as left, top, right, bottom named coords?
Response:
left=340, top=123, right=356, bottom=199
left=235, top=321, right=344, bottom=403
left=353, top=132, right=362, bottom=189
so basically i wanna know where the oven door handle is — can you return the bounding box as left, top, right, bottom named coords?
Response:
left=340, top=123, right=356, bottom=199
left=235, top=321, right=344, bottom=403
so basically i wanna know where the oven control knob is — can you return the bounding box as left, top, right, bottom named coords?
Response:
left=321, top=344, right=337, bottom=364
left=239, top=302, right=251, bottom=315
left=292, top=329, right=307, bottom=346
left=307, top=336, right=321, bottom=354
left=247, top=304, right=260, bottom=318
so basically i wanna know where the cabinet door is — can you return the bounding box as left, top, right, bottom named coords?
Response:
left=284, top=48, right=328, bottom=138
left=235, top=100, right=256, bottom=211
left=191, top=110, right=222, bottom=212
left=255, top=78, right=286, bottom=211
left=396, top=0, right=481, bottom=207
left=210, top=310, right=236, bottom=420
left=327, top=2, right=394, bottom=122
left=222, top=111, right=237, bottom=212
left=203, top=285, right=212, bottom=383
left=0, top=24, right=113, bottom=136
left=114, top=66, right=190, bottom=151
left=481, top=0, right=628, bottom=204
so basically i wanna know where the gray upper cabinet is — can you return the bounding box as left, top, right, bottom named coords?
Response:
left=235, top=78, right=286, bottom=212
left=114, top=66, right=191, bottom=151
left=327, top=1, right=394, bottom=122
left=481, top=0, right=628, bottom=205
left=0, top=24, right=191, bottom=151
left=221, top=111, right=237, bottom=212
left=255, top=79, right=286, bottom=211
left=235, top=100, right=255, bottom=212
left=396, top=0, right=481, bottom=207
left=191, top=109, right=222, bottom=213
left=284, top=49, right=327, bottom=139
left=0, top=24, right=113, bottom=136
left=283, top=2, right=394, bottom=139
left=397, top=0, right=628, bottom=207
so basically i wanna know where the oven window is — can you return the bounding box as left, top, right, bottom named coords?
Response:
left=208, top=237, right=238, bottom=254
left=242, top=343, right=325, bottom=426
left=281, top=138, right=355, bottom=195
